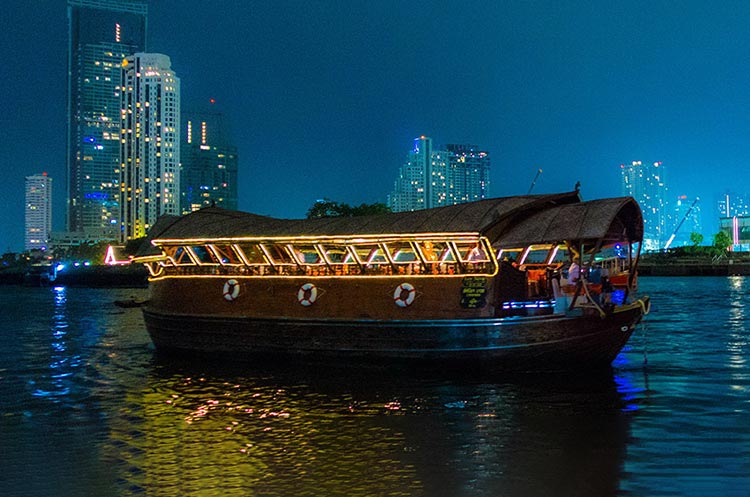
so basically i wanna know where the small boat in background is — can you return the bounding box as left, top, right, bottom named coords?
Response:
left=114, top=298, right=148, bottom=308
left=133, top=190, right=649, bottom=371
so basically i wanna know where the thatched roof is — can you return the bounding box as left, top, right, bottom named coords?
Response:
left=137, top=191, right=643, bottom=255
left=490, top=197, right=643, bottom=248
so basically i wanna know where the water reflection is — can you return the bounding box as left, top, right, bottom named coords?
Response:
left=108, top=360, right=632, bottom=497
left=31, top=286, right=80, bottom=400
left=726, top=277, right=748, bottom=392
left=7, top=280, right=750, bottom=496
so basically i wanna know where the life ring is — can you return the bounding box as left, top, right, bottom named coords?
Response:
left=393, top=282, right=416, bottom=307
left=297, top=283, right=318, bottom=306
left=223, top=279, right=240, bottom=301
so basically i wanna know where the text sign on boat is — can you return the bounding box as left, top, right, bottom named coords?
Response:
left=460, top=277, right=487, bottom=309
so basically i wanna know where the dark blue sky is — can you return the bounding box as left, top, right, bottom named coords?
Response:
left=2, top=0, right=750, bottom=251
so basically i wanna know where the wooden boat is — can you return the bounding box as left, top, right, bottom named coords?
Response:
left=133, top=191, right=650, bottom=371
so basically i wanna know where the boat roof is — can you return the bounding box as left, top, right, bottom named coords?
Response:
left=138, top=191, right=643, bottom=254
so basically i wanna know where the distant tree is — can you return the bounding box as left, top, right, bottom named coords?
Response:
left=713, top=231, right=732, bottom=252
left=306, top=199, right=348, bottom=218
left=689, top=232, right=704, bottom=247
left=349, top=202, right=391, bottom=217
left=307, top=199, right=391, bottom=219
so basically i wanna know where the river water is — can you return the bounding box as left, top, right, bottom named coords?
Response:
left=0, top=277, right=748, bottom=497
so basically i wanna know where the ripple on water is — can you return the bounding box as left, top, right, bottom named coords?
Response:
left=2, top=280, right=750, bottom=496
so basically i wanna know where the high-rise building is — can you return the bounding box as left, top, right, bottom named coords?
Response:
left=667, top=195, right=702, bottom=248
left=25, top=173, right=53, bottom=251
left=444, top=144, right=490, bottom=204
left=181, top=109, right=239, bottom=213
left=67, top=0, right=147, bottom=239
left=620, top=160, right=669, bottom=250
left=716, top=191, right=750, bottom=218
left=119, top=53, right=180, bottom=242
left=389, top=136, right=432, bottom=212
left=389, top=137, right=490, bottom=212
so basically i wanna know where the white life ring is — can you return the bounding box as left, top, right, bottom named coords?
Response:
left=223, top=279, right=240, bottom=301
left=297, top=283, right=318, bottom=306
left=393, top=282, right=416, bottom=307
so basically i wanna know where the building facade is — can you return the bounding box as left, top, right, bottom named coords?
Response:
left=444, top=144, right=490, bottom=204
left=621, top=160, right=669, bottom=250
left=389, top=137, right=490, bottom=212
left=716, top=191, right=750, bottom=218
left=181, top=110, right=238, bottom=213
left=119, top=53, right=180, bottom=242
left=719, top=216, right=750, bottom=251
left=67, top=0, right=148, bottom=239
left=25, top=173, right=53, bottom=251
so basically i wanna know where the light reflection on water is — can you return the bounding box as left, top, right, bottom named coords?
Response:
left=1, top=278, right=749, bottom=496
left=106, top=360, right=629, bottom=497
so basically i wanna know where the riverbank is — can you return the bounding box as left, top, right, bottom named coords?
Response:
left=638, top=253, right=750, bottom=276
left=638, top=262, right=750, bottom=276
left=0, top=264, right=148, bottom=287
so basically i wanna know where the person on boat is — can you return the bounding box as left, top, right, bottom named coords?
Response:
left=568, top=257, right=581, bottom=284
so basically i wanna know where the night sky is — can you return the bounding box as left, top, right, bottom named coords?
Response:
left=2, top=0, right=750, bottom=251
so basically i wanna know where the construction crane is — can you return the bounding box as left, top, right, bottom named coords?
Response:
left=664, top=197, right=699, bottom=250
left=527, top=168, right=543, bottom=194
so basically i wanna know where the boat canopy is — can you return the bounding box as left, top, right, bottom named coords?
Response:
left=490, top=197, right=643, bottom=249
left=137, top=191, right=642, bottom=255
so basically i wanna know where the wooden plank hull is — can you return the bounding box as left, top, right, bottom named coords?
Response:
left=141, top=297, right=648, bottom=371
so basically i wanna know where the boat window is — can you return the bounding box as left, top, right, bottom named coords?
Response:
left=498, top=248, right=523, bottom=264
left=189, top=245, right=219, bottom=265
left=163, top=246, right=195, bottom=265
left=290, top=244, right=323, bottom=265
left=548, top=245, right=569, bottom=264
left=211, top=244, right=243, bottom=265
left=385, top=242, right=418, bottom=263
left=236, top=243, right=267, bottom=265
left=262, top=244, right=296, bottom=265
left=454, top=241, right=490, bottom=262
left=320, top=244, right=353, bottom=264
left=416, top=241, right=454, bottom=263
left=352, top=244, right=389, bottom=266
left=521, top=245, right=553, bottom=266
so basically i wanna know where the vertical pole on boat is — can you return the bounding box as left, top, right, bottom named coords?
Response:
left=626, top=240, right=642, bottom=299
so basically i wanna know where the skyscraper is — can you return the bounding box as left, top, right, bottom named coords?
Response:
left=444, top=144, right=491, bottom=204
left=621, top=160, right=669, bottom=250
left=119, top=53, right=180, bottom=242
left=181, top=109, right=239, bottom=213
left=25, top=173, right=53, bottom=251
left=67, top=0, right=147, bottom=238
left=389, top=136, right=432, bottom=212
left=389, top=137, right=490, bottom=212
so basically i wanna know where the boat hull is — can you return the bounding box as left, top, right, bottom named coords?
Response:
left=141, top=297, right=648, bottom=371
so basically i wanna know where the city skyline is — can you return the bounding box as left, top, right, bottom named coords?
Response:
left=389, top=137, right=491, bottom=212
left=3, top=1, right=750, bottom=251
left=66, top=0, right=147, bottom=238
